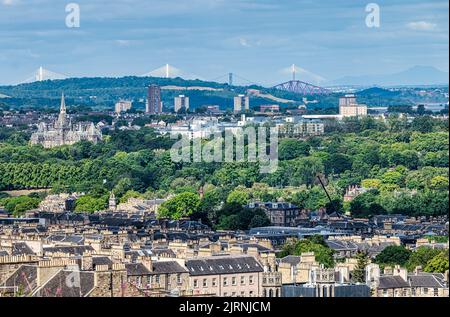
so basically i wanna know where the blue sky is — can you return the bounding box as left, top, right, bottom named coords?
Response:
left=0, top=0, right=448, bottom=86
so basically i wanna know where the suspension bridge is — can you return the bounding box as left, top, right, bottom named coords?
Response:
left=141, top=64, right=202, bottom=80
left=18, top=63, right=330, bottom=96
left=18, top=66, right=67, bottom=84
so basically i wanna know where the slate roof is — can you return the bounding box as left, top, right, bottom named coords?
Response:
left=409, top=274, right=446, bottom=288
left=279, top=255, right=302, bottom=266
left=238, top=243, right=272, bottom=252
left=92, top=256, right=113, bottom=269
left=378, top=276, right=409, bottom=289
left=56, top=213, right=87, bottom=222
left=0, top=250, right=8, bottom=257
left=152, top=261, right=188, bottom=274
left=326, top=240, right=359, bottom=251
left=33, top=270, right=95, bottom=297
left=379, top=273, right=448, bottom=289
left=43, top=245, right=94, bottom=256
left=186, top=256, right=263, bottom=276
left=47, top=234, right=84, bottom=245
left=20, top=227, right=45, bottom=234
left=125, top=263, right=151, bottom=276
left=11, top=242, right=35, bottom=256
left=151, top=248, right=176, bottom=258
left=125, top=249, right=153, bottom=261
left=2, top=265, right=38, bottom=295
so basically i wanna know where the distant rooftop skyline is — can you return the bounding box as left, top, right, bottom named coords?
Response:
left=0, top=0, right=448, bottom=86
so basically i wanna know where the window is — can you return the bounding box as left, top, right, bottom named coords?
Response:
left=203, top=279, right=208, bottom=288
left=423, top=288, right=428, bottom=295
left=434, top=288, right=439, bottom=297
left=249, top=291, right=254, bottom=296
left=223, top=277, right=228, bottom=286
left=232, top=277, right=237, bottom=286
left=177, top=274, right=182, bottom=284
left=412, top=288, right=416, bottom=296
left=194, top=279, right=198, bottom=288
left=240, top=291, right=245, bottom=297
left=241, top=276, right=245, bottom=285
left=383, top=289, right=388, bottom=297
left=232, top=292, right=236, bottom=297
left=224, top=292, right=228, bottom=297
left=155, top=275, right=160, bottom=284
left=212, top=278, right=217, bottom=287
left=249, top=275, right=254, bottom=285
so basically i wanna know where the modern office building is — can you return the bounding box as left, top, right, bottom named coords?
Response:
left=234, top=94, right=250, bottom=113
left=174, top=95, right=190, bottom=113
left=146, top=85, right=162, bottom=114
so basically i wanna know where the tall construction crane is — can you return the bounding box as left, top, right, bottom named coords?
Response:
left=316, top=173, right=341, bottom=217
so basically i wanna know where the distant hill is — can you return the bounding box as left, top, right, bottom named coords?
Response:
left=0, top=76, right=278, bottom=110
left=0, top=75, right=446, bottom=111
left=330, top=66, right=449, bottom=86
left=358, top=87, right=401, bottom=97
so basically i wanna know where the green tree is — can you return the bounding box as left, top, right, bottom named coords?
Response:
left=405, top=247, right=441, bottom=272
left=158, top=192, right=201, bottom=220
left=75, top=195, right=108, bottom=213
left=411, top=116, right=434, bottom=133
left=278, top=237, right=335, bottom=268
left=424, top=251, right=449, bottom=273
left=226, top=188, right=250, bottom=205
left=352, top=251, right=369, bottom=283
left=375, top=245, right=412, bottom=267
left=279, top=139, right=310, bottom=160
left=0, top=196, right=41, bottom=217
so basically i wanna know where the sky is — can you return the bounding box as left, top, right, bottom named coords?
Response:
left=0, top=0, right=448, bottom=86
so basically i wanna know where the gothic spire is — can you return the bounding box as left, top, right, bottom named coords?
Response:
left=57, top=92, right=67, bottom=127
left=60, top=92, right=66, bottom=114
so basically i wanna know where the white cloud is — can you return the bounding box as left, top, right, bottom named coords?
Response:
left=2, top=0, right=17, bottom=5
left=115, top=40, right=131, bottom=47
left=239, top=38, right=251, bottom=48
left=407, top=21, right=438, bottom=31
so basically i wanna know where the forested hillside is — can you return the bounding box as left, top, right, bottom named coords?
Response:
left=0, top=115, right=448, bottom=225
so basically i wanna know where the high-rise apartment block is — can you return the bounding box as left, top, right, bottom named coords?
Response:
left=146, top=84, right=162, bottom=114
left=174, top=95, right=190, bottom=112
left=115, top=100, right=132, bottom=114
left=234, top=94, right=250, bottom=113
left=339, top=94, right=367, bottom=117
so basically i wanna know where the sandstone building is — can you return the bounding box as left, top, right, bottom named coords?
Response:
left=30, top=93, right=102, bottom=148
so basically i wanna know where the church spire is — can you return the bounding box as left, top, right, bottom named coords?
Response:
left=57, top=92, right=67, bottom=127
left=60, top=92, right=66, bottom=114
